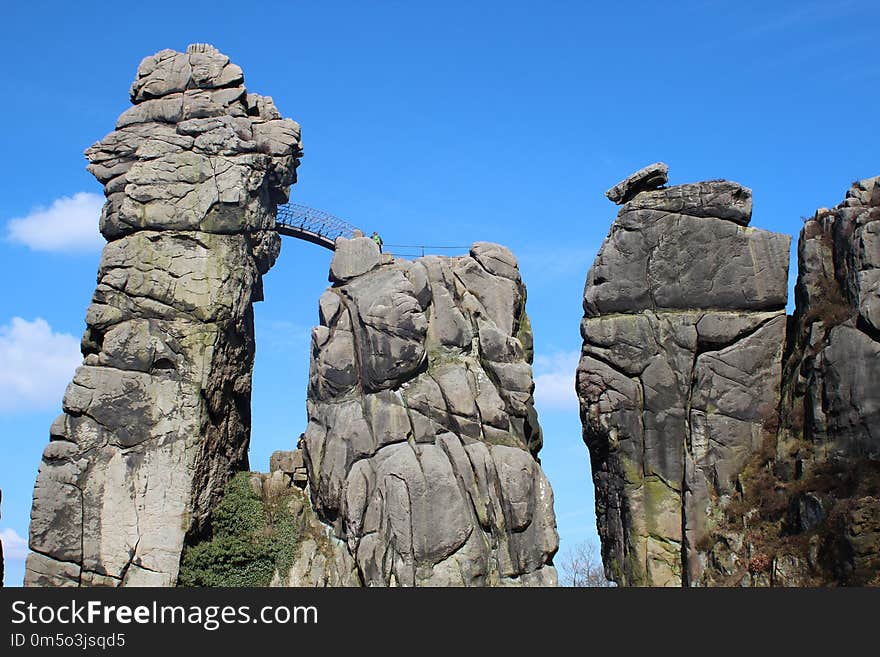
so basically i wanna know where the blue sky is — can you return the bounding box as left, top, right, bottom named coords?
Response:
left=1, top=1, right=877, bottom=586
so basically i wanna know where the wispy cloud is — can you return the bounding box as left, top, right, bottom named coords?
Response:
left=533, top=349, right=580, bottom=411
left=0, top=527, right=28, bottom=561
left=0, top=317, right=81, bottom=413
left=6, top=192, right=104, bottom=253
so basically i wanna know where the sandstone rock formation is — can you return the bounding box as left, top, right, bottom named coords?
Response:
left=176, top=458, right=359, bottom=588
left=696, top=176, right=880, bottom=586
left=25, top=44, right=557, bottom=588
left=263, top=452, right=360, bottom=587
left=577, top=166, right=791, bottom=586
left=299, top=237, right=558, bottom=586
left=782, top=177, right=880, bottom=462
left=604, top=162, right=668, bottom=205
left=25, top=44, right=301, bottom=586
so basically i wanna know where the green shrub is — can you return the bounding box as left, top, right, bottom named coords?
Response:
left=178, top=473, right=299, bottom=587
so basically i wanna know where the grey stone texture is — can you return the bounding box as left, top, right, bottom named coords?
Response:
left=24, top=45, right=556, bottom=589
left=735, top=176, right=880, bottom=587
left=270, top=449, right=308, bottom=487
left=605, top=162, right=668, bottom=204
left=578, top=167, right=790, bottom=586
left=24, top=45, right=302, bottom=587
left=584, top=179, right=789, bottom=316
left=329, top=236, right=381, bottom=283
left=245, top=471, right=360, bottom=587
left=301, top=240, right=559, bottom=586
left=783, top=177, right=880, bottom=461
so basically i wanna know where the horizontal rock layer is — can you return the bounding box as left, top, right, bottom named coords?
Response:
left=605, top=161, right=668, bottom=204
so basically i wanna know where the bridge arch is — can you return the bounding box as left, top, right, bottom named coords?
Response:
left=274, top=203, right=360, bottom=249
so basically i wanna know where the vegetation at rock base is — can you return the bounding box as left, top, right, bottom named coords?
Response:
left=178, top=473, right=298, bottom=587
left=705, top=432, right=880, bottom=586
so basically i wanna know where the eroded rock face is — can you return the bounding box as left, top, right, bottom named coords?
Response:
left=783, top=177, right=880, bottom=461
left=605, top=161, right=668, bottom=204
left=301, top=239, right=558, bottom=586
left=699, top=176, right=880, bottom=587
left=578, top=169, right=790, bottom=586
left=25, top=45, right=301, bottom=587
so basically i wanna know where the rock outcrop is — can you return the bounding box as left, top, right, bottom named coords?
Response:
left=696, top=176, right=880, bottom=586
left=298, top=237, right=558, bottom=586
left=577, top=166, right=791, bottom=586
left=25, top=45, right=301, bottom=586
left=782, top=177, right=880, bottom=462
left=263, top=452, right=360, bottom=587
left=604, top=162, right=668, bottom=205
left=176, top=460, right=359, bottom=588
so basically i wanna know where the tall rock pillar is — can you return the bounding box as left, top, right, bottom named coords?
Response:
left=25, top=45, right=302, bottom=586
left=287, top=238, right=559, bottom=586
left=577, top=164, right=791, bottom=586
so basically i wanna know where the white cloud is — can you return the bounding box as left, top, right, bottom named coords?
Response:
left=0, top=527, right=28, bottom=561
left=0, top=317, right=81, bottom=413
left=7, top=192, right=104, bottom=252
left=533, top=350, right=580, bottom=411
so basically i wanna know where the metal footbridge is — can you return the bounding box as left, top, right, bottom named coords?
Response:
left=275, top=203, right=359, bottom=250
left=275, top=203, right=467, bottom=256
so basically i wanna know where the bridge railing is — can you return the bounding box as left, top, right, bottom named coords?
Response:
left=383, top=244, right=470, bottom=258
left=275, top=203, right=359, bottom=243
left=275, top=204, right=469, bottom=257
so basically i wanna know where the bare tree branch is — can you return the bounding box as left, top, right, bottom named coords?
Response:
left=558, top=541, right=614, bottom=587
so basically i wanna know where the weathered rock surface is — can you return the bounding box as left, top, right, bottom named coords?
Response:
left=697, top=176, right=880, bottom=587
left=329, top=236, right=381, bottom=283
left=605, top=162, right=668, bottom=204
left=299, top=240, right=558, bottom=586
left=584, top=168, right=880, bottom=587
left=585, top=180, right=787, bottom=315
left=783, top=177, right=880, bottom=460
left=578, top=166, right=790, bottom=586
left=25, top=45, right=301, bottom=587
left=260, top=461, right=360, bottom=587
